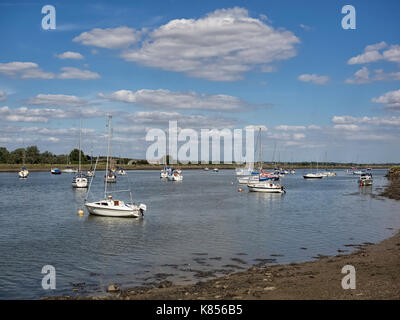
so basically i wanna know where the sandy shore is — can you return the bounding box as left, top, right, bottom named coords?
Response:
left=50, top=168, right=400, bottom=300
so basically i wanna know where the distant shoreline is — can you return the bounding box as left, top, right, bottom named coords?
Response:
left=0, top=164, right=394, bottom=173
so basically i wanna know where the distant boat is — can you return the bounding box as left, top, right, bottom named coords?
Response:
left=204, top=167, right=209, bottom=171
left=359, top=173, right=373, bottom=186
left=87, top=167, right=95, bottom=177
left=18, top=167, right=29, bottom=178
left=304, top=161, right=324, bottom=179
left=248, top=181, right=285, bottom=193
left=62, top=166, right=77, bottom=173
left=168, top=170, right=183, bottom=181
left=105, top=170, right=117, bottom=183
left=160, top=167, right=171, bottom=178
left=290, top=169, right=295, bottom=174
left=85, top=115, right=146, bottom=218
left=213, top=168, right=219, bottom=172
left=117, top=167, right=127, bottom=175
left=18, top=148, right=29, bottom=178
left=303, top=173, right=324, bottom=179
left=51, top=168, right=61, bottom=175
left=72, top=117, right=88, bottom=189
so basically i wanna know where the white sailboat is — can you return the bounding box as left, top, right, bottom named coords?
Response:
left=303, top=161, right=324, bottom=179
left=72, top=118, right=88, bottom=188
left=246, top=127, right=285, bottom=193
left=18, top=148, right=29, bottom=178
left=84, top=115, right=146, bottom=218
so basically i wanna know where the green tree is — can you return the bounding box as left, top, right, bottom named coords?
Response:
left=0, top=147, right=9, bottom=163
left=26, top=146, right=40, bottom=164
left=69, top=149, right=86, bottom=163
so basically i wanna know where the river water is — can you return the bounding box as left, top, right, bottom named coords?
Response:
left=0, top=168, right=399, bottom=299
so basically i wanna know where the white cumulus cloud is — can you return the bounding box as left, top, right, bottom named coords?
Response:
left=298, top=74, right=329, bottom=85
left=73, top=26, right=141, bottom=49
left=120, top=7, right=300, bottom=81
left=56, top=51, right=84, bottom=60
left=99, top=89, right=266, bottom=111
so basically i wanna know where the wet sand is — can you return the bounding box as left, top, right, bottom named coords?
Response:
left=50, top=168, right=400, bottom=300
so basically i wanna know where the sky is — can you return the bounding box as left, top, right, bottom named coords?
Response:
left=0, top=0, right=399, bottom=163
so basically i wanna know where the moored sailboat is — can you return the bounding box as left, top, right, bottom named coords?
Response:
left=84, top=115, right=146, bottom=218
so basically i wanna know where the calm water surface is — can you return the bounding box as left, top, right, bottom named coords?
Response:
left=0, top=169, right=399, bottom=299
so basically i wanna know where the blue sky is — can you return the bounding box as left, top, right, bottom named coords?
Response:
left=0, top=0, right=399, bottom=163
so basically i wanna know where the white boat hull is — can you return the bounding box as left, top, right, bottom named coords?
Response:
left=303, top=173, right=324, bottom=179
left=85, top=201, right=145, bottom=218
left=18, top=170, right=29, bottom=178
left=72, top=177, right=88, bottom=188
left=168, top=174, right=183, bottom=181
left=247, top=182, right=285, bottom=193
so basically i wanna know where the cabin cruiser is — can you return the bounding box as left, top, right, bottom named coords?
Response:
left=359, top=173, right=373, bottom=186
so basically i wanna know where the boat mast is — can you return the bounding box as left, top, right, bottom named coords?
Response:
left=78, top=117, right=82, bottom=173
left=257, top=127, right=262, bottom=171
left=104, top=115, right=112, bottom=199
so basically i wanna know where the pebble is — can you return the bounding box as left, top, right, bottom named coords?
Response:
left=264, top=286, right=276, bottom=291
left=107, top=284, right=120, bottom=293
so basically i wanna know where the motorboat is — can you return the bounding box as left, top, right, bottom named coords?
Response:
left=213, top=168, right=219, bottom=172
left=51, top=168, right=61, bottom=175
left=248, top=181, right=285, bottom=193
left=204, top=167, right=209, bottom=171
left=18, top=167, right=29, bottom=178
left=84, top=115, right=146, bottom=218
left=290, top=169, right=295, bottom=174
left=359, top=173, right=373, bottom=186
left=62, top=166, right=77, bottom=173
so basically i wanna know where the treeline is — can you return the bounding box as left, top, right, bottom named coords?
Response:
left=0, top=146, right=148, bottom=165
